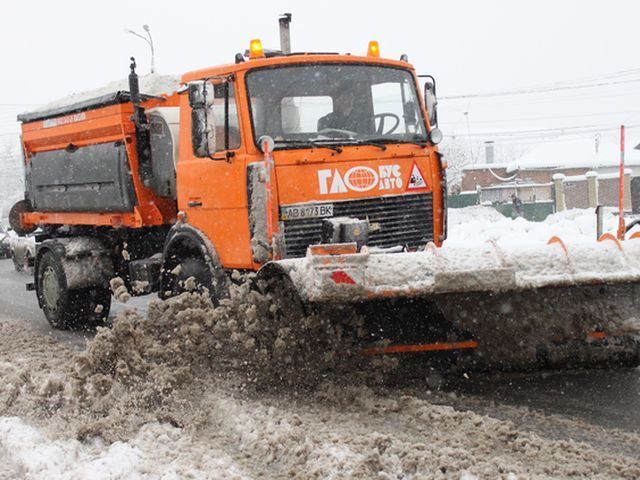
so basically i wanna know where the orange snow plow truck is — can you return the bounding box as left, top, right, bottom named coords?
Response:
left=10, top=16, right=640, bottom=369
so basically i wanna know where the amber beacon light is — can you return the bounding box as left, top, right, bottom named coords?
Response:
left=367, top=41, right=380, bottom=57
left=249, top=39, right=265, bottom=59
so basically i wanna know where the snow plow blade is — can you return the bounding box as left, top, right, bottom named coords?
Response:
left=268, top=236, right=640, bottom=369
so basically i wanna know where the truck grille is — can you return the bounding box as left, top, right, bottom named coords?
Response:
left=281, top=193, right=434, bottom=258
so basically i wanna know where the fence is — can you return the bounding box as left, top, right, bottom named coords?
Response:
left=449, top=183, right=554, bottom=221
left=553, top=170, right=631, bottom=211
left=448, top=192, right=479, bottom=208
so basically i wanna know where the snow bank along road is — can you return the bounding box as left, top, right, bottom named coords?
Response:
left=1, top=207, right=640, bottom=478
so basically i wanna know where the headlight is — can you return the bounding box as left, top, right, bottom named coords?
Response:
left=429, top=127, right=443, bottom=145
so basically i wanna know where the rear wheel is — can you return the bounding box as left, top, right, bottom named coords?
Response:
left=37, top=250, right=111, bottom=329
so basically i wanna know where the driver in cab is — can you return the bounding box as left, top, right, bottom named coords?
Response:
left=318, top=89, right=367, bottom=133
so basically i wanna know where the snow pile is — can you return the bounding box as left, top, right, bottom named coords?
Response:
left=23, top=73, right=181, bottom=116
left=1, top=324, right=640, bottom=480
left=0, top=417, right=247, bottom=479
left=448, top=205, right=622, bottom=246
left=75, top=279, right=384, bottom=400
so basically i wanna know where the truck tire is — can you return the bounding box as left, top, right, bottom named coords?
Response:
left=36, top=250, right=111, bottom=329
left=8, top=199, right=36, bottom=236
left=170, top=255, right=213, bottom=296
left=160, top=228, right=230, bottom=303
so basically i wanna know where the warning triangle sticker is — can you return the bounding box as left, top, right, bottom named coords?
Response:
left=407, top=162, right=429, bottom=190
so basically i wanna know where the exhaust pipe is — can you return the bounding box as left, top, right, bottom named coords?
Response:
left=279, top=13, right=292, bottom=54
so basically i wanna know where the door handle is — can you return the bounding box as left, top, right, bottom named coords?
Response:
left=188, top=201, right=203, bottom=207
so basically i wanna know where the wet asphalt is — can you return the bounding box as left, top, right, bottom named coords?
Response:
left=0, top=258, right=148, bottom=350
left=446, top=367, right=640, bottom=433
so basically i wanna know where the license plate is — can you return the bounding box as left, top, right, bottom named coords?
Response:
left=281, top=203, right=334, bottom=221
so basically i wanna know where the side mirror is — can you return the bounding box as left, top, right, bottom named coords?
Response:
left=190, top=80, right=215, bottom=157
left=423, top=76, right=438, bottom=128
left=191, top=107, right=216, bottom=157
left=188, top=81, right=214, bottom=109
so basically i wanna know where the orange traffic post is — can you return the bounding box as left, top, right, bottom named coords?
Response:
left=617, top=125, right=626, bottom=240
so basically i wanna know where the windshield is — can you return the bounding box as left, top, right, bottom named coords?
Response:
left=246, top=64, right=427, bottom=148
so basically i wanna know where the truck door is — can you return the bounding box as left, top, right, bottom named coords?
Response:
left=179, top=79, right=252, bottom=268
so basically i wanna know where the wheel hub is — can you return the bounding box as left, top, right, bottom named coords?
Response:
left=41, top=266, right=60, bottom=312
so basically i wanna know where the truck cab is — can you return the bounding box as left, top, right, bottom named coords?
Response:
left=174, top=44, right=445, bottom=279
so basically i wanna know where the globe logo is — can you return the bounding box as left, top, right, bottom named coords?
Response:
left=344, top=166, right=379, bottom=192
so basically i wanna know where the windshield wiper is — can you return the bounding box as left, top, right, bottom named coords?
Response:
left=326, top=139, right=387, bottom=151
left=403, top=135, right=429, bottom=148
left=349, top=140, right=387, bottom=151
left=363, top=138, right=428, bottom=149
left=274, top=140, right=343, bottom=153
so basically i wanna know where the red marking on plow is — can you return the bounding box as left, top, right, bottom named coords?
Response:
left=331, top=270, right=357, bottom=285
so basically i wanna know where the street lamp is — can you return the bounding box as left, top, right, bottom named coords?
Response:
left=124, top=24, right=155, bottom=74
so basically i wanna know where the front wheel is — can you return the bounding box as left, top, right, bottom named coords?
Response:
left=36, top=250, right=111, bottom=329
left=163, top=253, right=229, bottom=304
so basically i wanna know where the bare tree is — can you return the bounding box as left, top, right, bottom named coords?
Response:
left=439, top=137, right=477, bottom=194
left=0, top=140, right=24, bottom=220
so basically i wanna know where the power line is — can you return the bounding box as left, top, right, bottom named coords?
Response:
left=510, top=66, right=640, bottom=89
left=440, top=109, right=640, bottom=126
left=462, top=133, right=621, bottom=147
left=441, top=77, right=640, bottom=100
left=452, top=123, right=640, bottom=139
left=451, top=87, right=640, bottom=105
left=432, top=66, right=640, bottom=101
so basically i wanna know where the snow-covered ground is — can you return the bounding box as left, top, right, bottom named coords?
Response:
left=1, top=206, right=640, bottom=479
left=449, top=205, right=624, bottom=246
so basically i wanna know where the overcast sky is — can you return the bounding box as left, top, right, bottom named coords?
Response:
left=2, top=0, right=639, bottom=153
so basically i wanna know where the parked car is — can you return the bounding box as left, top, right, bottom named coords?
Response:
left=9, top=231, right=36, bottom=272
left=0, top=225, right=11, bottom=259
